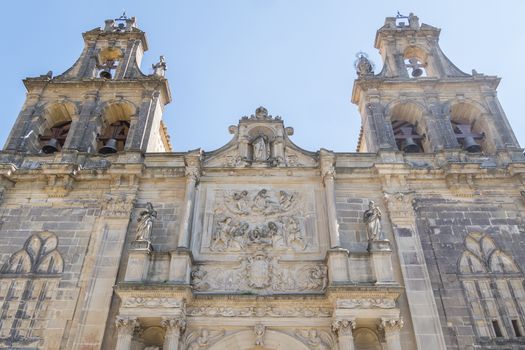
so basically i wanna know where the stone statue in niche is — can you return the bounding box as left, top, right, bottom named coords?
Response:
left=135, top=202, right=157, bottom=241
left=363, top=201, right=386, bottom=241
left=252, top=134, right=270, bottom=161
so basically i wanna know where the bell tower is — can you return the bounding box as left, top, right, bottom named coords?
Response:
left=352, top=13, right=521, bottom=157
left=4, top=14, right=172, bottom=155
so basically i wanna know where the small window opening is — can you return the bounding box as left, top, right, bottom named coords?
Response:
left=97, top=60, right=119, bottom=80
left=492, top=320, right=504, bottom=337
left=512, top=319, right=522, bottom=337
left=395, top=12, right=409, bottom=27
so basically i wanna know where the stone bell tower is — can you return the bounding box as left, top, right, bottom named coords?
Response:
left=4, top=14, right=171, bottom=155
left=352, top=13, right=521, bottom=158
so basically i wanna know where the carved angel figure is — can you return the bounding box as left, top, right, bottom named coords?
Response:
left=252, top=189, right=276, bottom=214
left=295, top=329, right=332, bottom=350
left=363, top=201, right=385, bottom=241
left=211, top=217, right=233, bottom=251
left=284, top=216, right=307, bottom=250
left=232, top=190, right=249, bottom=214
left=186, top=329, right=224, bottom=350
left=279, top=190, right=295, bottom=210
left=254, top=323, right=265, bottom=346
left=135, top=202, right=157, bottom=241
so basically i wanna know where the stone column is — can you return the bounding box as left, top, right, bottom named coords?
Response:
left=365, top=101, right=397, bottom=151
left=320, top=149, right=340, bottom=248
left=426, top=99, right=460, bottom=150
left=380, top=318, right=403, bottom=350
left=115, top=316, right=139, bottom=350
left=332, top=319, right=356, bottom=350
left=161, top=317, right=186, bottom=350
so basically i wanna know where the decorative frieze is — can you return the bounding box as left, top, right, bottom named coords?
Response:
left=336, top=298, right=396, bottom=309
left=191, top=252, right=327, bottom=294
left=121, top=297, right=184, bottom=308
left=101, top=193, right=136, bottom=217
left=186, top=305, right=332, bottom=318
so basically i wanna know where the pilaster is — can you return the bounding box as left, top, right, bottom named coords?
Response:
left=161, top=316, right=186, bottom=350
left=332, top=319, right=356, bottom=350
left=115, top=316, right=139, bottom=350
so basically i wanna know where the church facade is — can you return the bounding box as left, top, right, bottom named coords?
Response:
left=0, top=13, right=523, bottom=350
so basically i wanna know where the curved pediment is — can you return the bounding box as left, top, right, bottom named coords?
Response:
left=203, top=107, right=318, bottom=168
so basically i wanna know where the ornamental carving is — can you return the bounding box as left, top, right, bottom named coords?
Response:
left=294, top=329, right=334, bottom=350
left=379, top=318, right=404, bottom=333
left=185, top=329, right=225, bottom=350
left=336, top=298, right=396, bottom=309
left=122, top=297, right=184, bottom=308
left=191, top=253, right=327, bottom=294
left=101, top=193, right=136, bottom=217
left=186, top=305, right=332, bottom=318
left=207, top=189, right=314, bottom=253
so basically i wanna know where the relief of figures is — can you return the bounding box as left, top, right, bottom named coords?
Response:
left=209, top=189, right=310, bottom=252
left=224, top=189, right=298, bottom=216
left=210, top=216, right=307, bottom=252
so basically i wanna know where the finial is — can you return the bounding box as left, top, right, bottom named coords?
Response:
left=354, top=52, right=374, bottom=77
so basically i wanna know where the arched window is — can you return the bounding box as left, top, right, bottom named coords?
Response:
left=449, top=102, right=489, bottom=153
left=98, top=102, right=133, bottom=154
left=38, top=103, right=74, bottom=154
left=458, top=232, right=525, bottom=341
left=388, top=102, right=427, bottom=153
left=404, top=47, right=429, bottom=78
left=96, top=47, right=123, bottom=80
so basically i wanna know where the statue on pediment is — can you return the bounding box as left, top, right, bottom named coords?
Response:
left=252, top=134, right=270, bottom=161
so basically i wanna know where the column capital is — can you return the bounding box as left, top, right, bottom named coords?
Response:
left=161, top=316, right=186, bottom=335
left=319, top=148, right=336, bottom=183
left=331, top=319, right=356, bottom=336
left=184, top=150, right=202, bottom=183
left=379, top=317, right=404, bottom=333
left=115, top=316, right=139, bottom=335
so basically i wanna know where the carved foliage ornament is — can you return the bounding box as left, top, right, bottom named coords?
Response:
left=186, top=305, right=332, bottom=318
left=102, top=193, right=136, bottom=217
left=185, top=329, right=225, bottom=350
left=336, top=298, right=396, bottom=309
left=191, top=253, right=327, bottom=294
left=122, top=297, right=184, bottom=308
left=295, top=329, right=334, bottom=350
left=331, top=319, right=356, bottom=337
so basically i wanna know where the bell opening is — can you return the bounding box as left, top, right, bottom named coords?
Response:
left=99, top=70, right=112, bottom=79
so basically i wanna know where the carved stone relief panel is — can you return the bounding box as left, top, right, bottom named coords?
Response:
left=191, top=252, right=327, bottom=294
left=194, top=186, right=322, bottom=258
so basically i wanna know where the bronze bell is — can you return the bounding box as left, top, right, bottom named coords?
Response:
left=462, top=136, right=482, bottom=153
left=99, top=138, right=118, bottom=154
left=99, top=70, right=112, bottom=79
left=42, top=138, right=59, bottom=154
left=399, top=127, right=420, bottom=153
left=411, top=67, right=423, bottom=77
left=402, top=137, right=420, bottom=153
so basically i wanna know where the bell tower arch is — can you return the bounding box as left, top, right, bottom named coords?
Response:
left=4, top=13, right=172, bottom=155
left=352, top=12, right=521, bottom=156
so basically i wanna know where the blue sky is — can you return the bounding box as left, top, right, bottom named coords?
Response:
left=1, top=1, right=524, bottom=152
